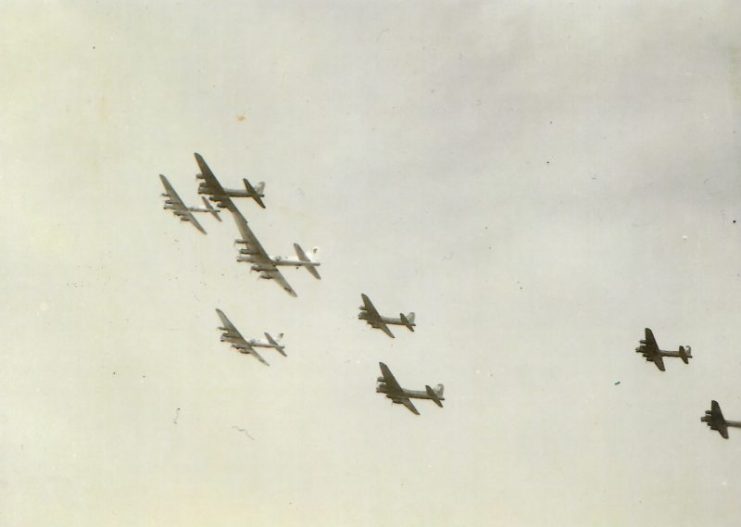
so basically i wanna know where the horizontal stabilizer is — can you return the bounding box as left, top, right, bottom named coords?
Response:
left=679, top=345, right=692, bottom=364
left=400, top=312, right=415, bottom=332
left=243, top=178, right=266, bottom=208
left=426, top=385, right=443, bottom=407
left=264, top=332, right=286, bottom=356
left=201, top=196, right=222, bottom=221
left=294, top=243, right=321, bottom=279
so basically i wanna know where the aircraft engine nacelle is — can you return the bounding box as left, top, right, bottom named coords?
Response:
left=377, top=377, right=385, bottom=383
left=234, top=239, right=249, bottom=245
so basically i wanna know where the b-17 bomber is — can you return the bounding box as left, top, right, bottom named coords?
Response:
left=358, top=294, right=415, bottom=338
left=635, top=328, right=691, bottom=371
left=195, top=152, right=267, bottom=209
left=215, top=308, right=286, bottom=366
left=226, top=200, right=320, bottom=297
left=701, top=400, right=741, bottom=439
left=376, top=362, right=444, bottom=415
left=159, top=174, right=221, bottom=234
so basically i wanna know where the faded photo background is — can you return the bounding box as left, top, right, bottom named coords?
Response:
left=2, top=1, right=741, bottom=525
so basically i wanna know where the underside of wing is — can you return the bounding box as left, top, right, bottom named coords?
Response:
left=259, top=267, right=298, bottom=297
left=644, top=328, right=659, bottom=353
left=378, top=322, right=395, bottom=338
left=195, top=153, right=233, bottom=209
left=400, top=398, right=420, bottom=415
left=712, top=400, right=725, bottom=422
left=379, top=362, right=404, bottom=393
left=216, top=309, right=242, bottom=337
left=653, top=355, right=665, bottom=372
left=249, top=347, right=269, bottom=366
left=160, top=174, right=206, bottom=234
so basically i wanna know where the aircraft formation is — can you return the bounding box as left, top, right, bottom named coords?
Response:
left=160, top=153, right=735, bottom=426
left=632, top=327, right=740, bottom=439
left=160, top=153, right=441, bottom=412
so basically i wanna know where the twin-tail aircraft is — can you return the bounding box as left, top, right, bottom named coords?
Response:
left=159, top=174, right=221, bottom=234
left=195, top=152, right=266, bottom=209
left=376, top=362, right=444, bottom=415
left=358, top=294, right=415, bottom=338
left=635, top=328, right=691, bottom=371
left=701, top=400, right=741, bottom=439
left=215, top=308, right=286, bottom=366
left=226, top=200, right=320, bottom=297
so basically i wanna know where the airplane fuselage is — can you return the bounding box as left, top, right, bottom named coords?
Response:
left=358, top=312, right=413, bottom=327
left=376, top=384, right=444, bottom=402
left=270, top=257, right=320, bottom=268
left=223, top=187, right=264, bottom=199
left=220, top=335, right=279, bottom=349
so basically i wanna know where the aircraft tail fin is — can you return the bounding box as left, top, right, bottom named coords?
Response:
left=400, top=312, right=415, bottom=332
left=201, top=196, right=222, bottom=221
left=294, top=243, right=321, bottom=279
left=243, top=178, right=266, bottom=208
left=264, top=332, right=286, bottom=356
left=679, top=345, right=692, bottom=364
left=425, top=385, right=443, bottom=407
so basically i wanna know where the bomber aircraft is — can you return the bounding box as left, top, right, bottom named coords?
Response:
left=358, top=294, right=415, bottom=338
left=226, top=200, right=320, bottom=297
left=195, top=152, right=266, bottom=209
left=635, top=328, right=691, bottom=371
left=376, top=362, right=444, bottom=415
left=701, top=400, right=741, bottom=439
left=215, top=308, right=286, bottom=366
left=159, top=174, right=221, bottom=234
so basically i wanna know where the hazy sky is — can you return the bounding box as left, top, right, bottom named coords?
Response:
left=2, top=1, right=741, bottom=525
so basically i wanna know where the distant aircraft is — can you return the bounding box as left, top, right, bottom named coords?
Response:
left=635, top=328, right=692, bottom=371
left=701, top=400, right=741, bottom=439
left=159, top=174, right=221, bottom=234
left=226, top=201, right=320, bottom=297
left=358, top=294, right=415, bottom=338
left=194, top=152, right=266, bottom=209
left=215, top=308, right=286, bottom=366
left=376, top=362, right=444, bottom=415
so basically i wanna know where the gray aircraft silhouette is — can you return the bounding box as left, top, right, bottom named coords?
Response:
left=376, top=362, right=444, bottom=415
left=701, top=400, right=741, bottom=439
left=635, top=328, right=691, bottom=371
left=358, top=294, right=415, bottom=338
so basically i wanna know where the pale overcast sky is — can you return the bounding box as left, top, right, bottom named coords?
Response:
left=2, top=1, right=741, bottom=526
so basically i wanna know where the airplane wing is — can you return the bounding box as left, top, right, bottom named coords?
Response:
left=712, top=400, right=725, bottom=420
left=644, top=328, right=659, bottom=353
left=710, top=401, right=729, bottom=438
left=159, top=174, right=206, bottom=234
left=227, top=203, right=297, bottom=297
left=653, top=355, right=665, bottom=372
left=400, top=398, right=420, bottom=415
left=379, top=362, right=404, bottom=394
left=215, top=309, right=269, bottom=365
left=194, top=153, right=233, bottom=209
left=216, top=308, right=243, bottom=337
left=378, top=363, right=419, bottom=415
left=362, top=294, right=394, bottom=338
left=246, top=347, right=269, bottom=366
left=243, top=178, right=266, bottom=209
